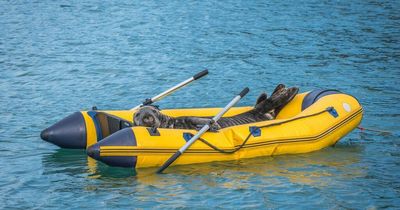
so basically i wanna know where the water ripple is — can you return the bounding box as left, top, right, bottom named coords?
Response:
left=1, top=0, right=400, bottom=209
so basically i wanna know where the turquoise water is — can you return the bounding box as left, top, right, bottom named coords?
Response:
left=1, top=0, right=400, bottom=209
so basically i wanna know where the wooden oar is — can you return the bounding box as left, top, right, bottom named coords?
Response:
left=130, top=69, right=208, bottom=110
left=156, top=87, right=250, bottom=173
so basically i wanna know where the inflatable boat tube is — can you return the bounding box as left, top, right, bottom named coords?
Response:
left=79, top=90, right=363, bottom=168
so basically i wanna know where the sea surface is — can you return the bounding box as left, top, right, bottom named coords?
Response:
left=1, top=0, right=399, bottom=209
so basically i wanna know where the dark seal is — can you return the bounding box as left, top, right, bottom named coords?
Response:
left=133, top=84, right=299, bottom=131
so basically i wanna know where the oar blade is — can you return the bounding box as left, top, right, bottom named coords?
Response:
left=157, top=151, right=182, bottom=174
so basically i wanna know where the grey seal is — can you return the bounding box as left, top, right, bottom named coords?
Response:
left=133, top=84, right=298, bottom=131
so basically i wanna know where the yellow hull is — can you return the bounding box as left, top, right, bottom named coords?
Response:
left=86, top=92, right=363, bottom=168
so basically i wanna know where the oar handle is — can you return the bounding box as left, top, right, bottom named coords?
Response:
left=193, top=69, right=208, bottom=80
left=130, top=69, right=208, bottom=110
left=239, top=87, right=250, bottom=98
left=157, top=87, right=249, bottom=173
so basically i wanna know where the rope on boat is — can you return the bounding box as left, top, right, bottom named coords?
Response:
left=357, top=126, right=392, bottom=135
left=197, top=108, right=331, bottom=154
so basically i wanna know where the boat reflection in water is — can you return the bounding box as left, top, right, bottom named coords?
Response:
left=44, top=140, right=362, bottom=183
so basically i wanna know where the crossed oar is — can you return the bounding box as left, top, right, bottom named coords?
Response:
left=129, top=69, right=249, bottom=173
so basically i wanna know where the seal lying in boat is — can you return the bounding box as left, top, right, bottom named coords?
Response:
left=133, top=84, right=299, bottom=130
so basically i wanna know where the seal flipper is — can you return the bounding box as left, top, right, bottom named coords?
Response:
left=255, top=85, right=298, bottom=116
left=255, top=84, right=285, bottom=107
left=271, top=84, right=285, bottom=96
left=254, top=85, right=286, bottom=114
left=273, top=87, right=299, bottom=116
left=255, top=93, right=268, bottom=106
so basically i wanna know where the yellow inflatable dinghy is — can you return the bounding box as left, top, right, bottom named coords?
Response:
left=83, top=90, right=362, bottom=168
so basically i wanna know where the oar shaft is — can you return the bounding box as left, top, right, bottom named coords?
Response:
left=131, top=104, right=143, bottom=110
left=130, top=69, right=208, bottom=110
left=179, top=124, right=211, bottom=152
left=179, top=93, right=245, bottom=152
left=157, top=87, right=249, bottom=173
left=212, top=95, right=241, bottom=121
left=212, top=87, right=249, bottom=121
left=151, top=77, right=194, bottom=103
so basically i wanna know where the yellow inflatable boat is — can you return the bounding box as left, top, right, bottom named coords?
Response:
left=81, top=89, right=363, bottom=168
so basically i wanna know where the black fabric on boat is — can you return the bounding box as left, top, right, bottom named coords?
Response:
left=301, top=89, right=341, bottom=111
left=94, top=112, right=133, bottom=139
